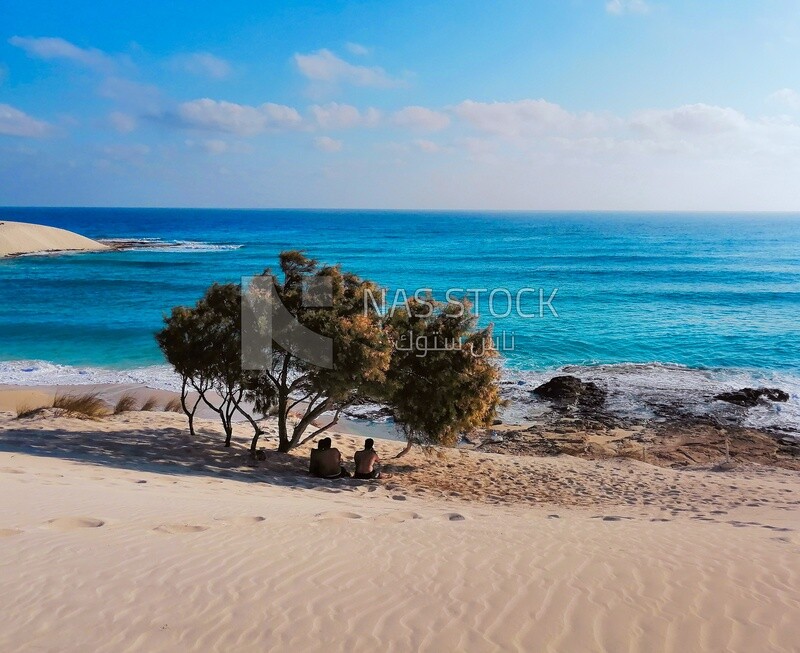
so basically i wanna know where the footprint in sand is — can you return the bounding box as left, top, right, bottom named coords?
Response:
left=372, top=511, right=423, bottom=524
left=0, top=528, right=23, bottom=537
left=46, top=517, right=105, bottom=530
left=213, top=516, right=266, bottom=526
left=315, top=511, right=362, bottom=521
left=599, top=516, right=632, bottom=522
left=391, top=495, right=407, bottom=501
left=153, top=523, right=209, bottom=534
left=0, top=468, right=24, bottom=474
left=445, top=513, right=467, bottom=522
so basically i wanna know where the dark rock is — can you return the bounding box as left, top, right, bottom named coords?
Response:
left=492, top=418, right=503, bottom=426
left=532, top=375, right=606, bottom=409
left=714, top=387, right=789, bottom=407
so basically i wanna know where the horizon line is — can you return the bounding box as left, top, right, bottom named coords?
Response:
left=3, top=205, right=800, bottom=215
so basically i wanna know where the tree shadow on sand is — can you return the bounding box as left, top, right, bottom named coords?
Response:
left=0, top=419, right=379, bottom=493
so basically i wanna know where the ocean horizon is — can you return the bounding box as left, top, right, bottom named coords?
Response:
left=2, top=207, right=798, bottom=433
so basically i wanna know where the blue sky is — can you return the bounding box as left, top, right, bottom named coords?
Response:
left=1, top=0, right=800, bottom=209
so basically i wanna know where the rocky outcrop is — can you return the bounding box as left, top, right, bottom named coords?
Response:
left=714, top=387, right=789, bottom=407
left=532, top=376, right=606, bottom=409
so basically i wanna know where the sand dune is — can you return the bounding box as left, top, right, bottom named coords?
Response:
left=0, top=220, right=108, bottom=257
left=0, top=409, right=798, bottom=652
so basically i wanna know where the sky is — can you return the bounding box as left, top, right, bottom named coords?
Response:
left=1, top=0, right=800, bottom=210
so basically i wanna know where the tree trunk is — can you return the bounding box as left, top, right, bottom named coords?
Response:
left=223, top=411, right=233, bottom=447
left=249, top=428, right=264, bottom=454
left=277, top=391, right=290, bottom=452
left=394, top=438, right=414, bottom=458
left=179, top=377, right=196, bottom=436
left=290, top=398, right=331, bottom=448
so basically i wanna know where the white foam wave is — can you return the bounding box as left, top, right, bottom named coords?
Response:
left=0, top=360, right=182, bottom=392
left=2, top=359, right=797, bottom=436
left=100, top=238, right=243, bottom=253
left=500, top=362, right=800, bottom=435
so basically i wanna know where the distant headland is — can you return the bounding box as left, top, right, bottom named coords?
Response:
left=0, top=220, right=109, bottom=258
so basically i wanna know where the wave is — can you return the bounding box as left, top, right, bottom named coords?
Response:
left=0, top=360, right=182, bottom=392
left=99, top=238, right=243, bottom=253
left=2, top=359, right=797, bottom=436
left=499, top=362, right=800, bottom=436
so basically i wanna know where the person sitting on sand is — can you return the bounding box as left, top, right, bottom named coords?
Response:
left=309, top=437, right=351, bottom=479
left=354, top=438, right=381, bottom=479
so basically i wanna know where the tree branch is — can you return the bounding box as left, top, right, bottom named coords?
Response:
left=297, top=408, right=342, bottom=446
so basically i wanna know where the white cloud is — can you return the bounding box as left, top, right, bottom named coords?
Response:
left=392, top=106, right=450, bottom=132
left=449, top=98, right=800, bottom=167
left=605, top=0, right=650, bottom=15
left=309, top=102, right=381, bottom=129
left=171, top=52, right=232, bottom=80
left=108, top=111, right=136, bottom=133
left=98, top=77, right=161, bottom=113
left=630, top=104, right=748, bottom=136
left=185, top=138, right=228, bottom=155
left=98, top=143, right=150, bottom=158
left=173, top=99, right=302, bottom=135
left=314, top=136, right=343, bottom=152
left=413, top=139, right=441, bottom=153
left=9, top=36, right=114, bottom=71
left=294, top=49, right=402, bottom=88
left=768, top=88, right=800, bottom=111
left=345, top=42, right=370, bottom=56
left=454, top=99, right=608, bottom=137
left=0, top=103, right=51, bottom=137
left=201, top=139, right=229, bottom=154
left=184, top=138, right=254, bottom=155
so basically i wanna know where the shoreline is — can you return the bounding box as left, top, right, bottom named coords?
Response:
left=1, top=378, right=797, bottom=470
left=1, top=357, right=797, bottom=438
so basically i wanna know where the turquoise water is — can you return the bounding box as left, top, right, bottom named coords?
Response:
left=1, top=208, right=798, bottom=431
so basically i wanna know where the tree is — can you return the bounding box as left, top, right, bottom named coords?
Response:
left=382, top=296, right=501, bottom=456
left=155, top=306, right=206, bottom=436
left=242, top=251, right=391, bottom=453
left=157, top=283, right=261, bottom=447
left=157, top=252, right=502, bottom=458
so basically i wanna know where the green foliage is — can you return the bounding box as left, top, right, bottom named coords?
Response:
left=157, top=283, right=257, bottom=445
left=382, top=296, right=501, bottom=449
left=156, top=250, right=501, bottom=455
left=244, top=252, right=391, bottom=452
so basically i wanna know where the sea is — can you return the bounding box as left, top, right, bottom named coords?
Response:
left=1, top=208, right=798, bottom=434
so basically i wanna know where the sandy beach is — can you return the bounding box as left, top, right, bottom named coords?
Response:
left=1, top=389, right=798, bottom=652
left=0, top=221, right=108, bottom=257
